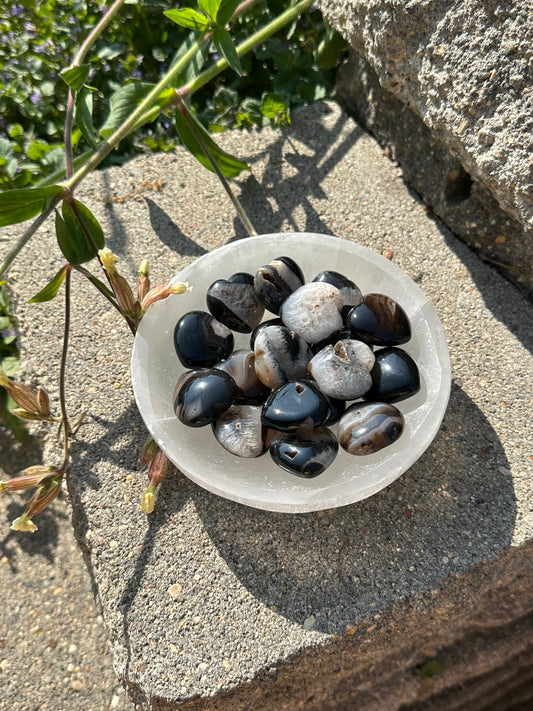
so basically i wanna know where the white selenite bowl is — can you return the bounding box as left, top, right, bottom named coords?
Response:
left=131, top=233, right=451, bottom=513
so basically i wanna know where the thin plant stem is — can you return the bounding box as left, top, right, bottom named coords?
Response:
left=64, top=38, right=209, bottom=191
left=74, top=0, right=126, bottom=67
left=175, top=97, right=257, bottom=236
left=64, top=0, right=127, bottom=180
left=34, top=149, right=93, bottom=188
left=182, top=0, right=313, bottom=99
left=59, top=268, right=72, bottom=471
left=64, top=90, right=75, bottom=179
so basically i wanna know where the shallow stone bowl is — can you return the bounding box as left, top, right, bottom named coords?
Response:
left=131, top=233, right=451, bottom=513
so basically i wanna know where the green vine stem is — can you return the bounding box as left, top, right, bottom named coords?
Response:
left=59, top=267, right=72, bottom=471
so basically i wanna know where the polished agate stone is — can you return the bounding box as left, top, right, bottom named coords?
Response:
left=270, top=426, right=339, bottom=478
left=214, top=349, right=270, bottom=405
left=174, top=310, right=234, bottom=368
left=365, top=347, right=420, bottom=403
left=312, top=269, right=363, bottom=318
left=173, top=369, right=236, bottom=427
left=254, top=324, right=312, bottom=389
left=324, top=396, right=346, bottom=425
left=338, top=402, right=404, bottom=455
left=307, top=339, right=375, bottom=400
left=206, top=272, right=265, bottom=333
left=212, top=405, right=265, bottom=458
left=347, top=293, right=411, bottom=346
left=253, top=256, right=304, bottom=314
left=280, top=282, right=344, bottom=344
left=310, top=326, right=353, bottom=354
left=261, top=380, right=329, bottom=432
left=249, top=317, right=283, bottom=350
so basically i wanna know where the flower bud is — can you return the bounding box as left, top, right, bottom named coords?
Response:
left=141, top=484, right=155, bottom=514
left=11, top=514, right=38, bottom=533
left=112, top=273, right=136, bottom=315
left=23, top=474, right=63, bottom=520
left=1, top=466, right=55, bottom=493
left=140, top=435, right=158, bottom=469
left=148, top=448, right=171, bottom=488
left=99, top=247, right=119, bottom=274
left=381, top=248, right=394, bottom=260
left=141, top=281, right=190, bottom=311
left=138, top=260, right=151, bottom=303
left=2, top=378, right=40, bottom=413
left=37, top=387, right=51, bottom=417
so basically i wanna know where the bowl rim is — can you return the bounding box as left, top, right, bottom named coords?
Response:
left=131, top=232, right=451, bottom=513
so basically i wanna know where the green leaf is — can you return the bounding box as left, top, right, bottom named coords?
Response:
left=212, top=26, right=242, bottom=76
left=198, top=0, right=220, bottom=21
left=419, top=659, right=444, bottom=678
left=55, top=200, right=105, bottom=265
left=216, top=0, right=241, bottom=24
left=168, top=31, right=210, bottom=86
left=60, top=64, right=90, bottom=91
left=174, top=104, right=249, bottom=178
left=261, top=93, right=290, bottom=125
left=0, top=138, right=17, bottom=179
left=28, top=266, right=67, bottom=303
left=164, top=8, right=210, bottom=31
left=75, top=87, right=99, bottom=150
left=0, top=186, right=64, bottom=227
left=100, top=83, right=173, bottom=137
left=0, top=355, right=20, bottom=377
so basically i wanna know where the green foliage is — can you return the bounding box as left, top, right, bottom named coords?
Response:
left=55, top=199, right=105, bottom=265
left=0, top=185, right=64, bottom=227
left=28, top=267, right=67, bottom=304
left=0, top=0, right=347, bottom=187
left=419, top=659, right=444, bottom=678
left=174, top=103, right=250, bottom=176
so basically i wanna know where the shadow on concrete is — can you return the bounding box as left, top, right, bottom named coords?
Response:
left=143, top=197, right=208, bottom=258
left=439, top=221, right=533, bottom=357
left=196, top=385, right=516, bottom=634
left=66, top=401, right=190, bottom=681
left=230, top=103, right=362, bottom=239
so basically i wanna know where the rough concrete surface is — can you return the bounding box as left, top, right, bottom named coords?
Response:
left=1, top=101, right=532, bottom=709
left=319, top=0, right=533, bottom=293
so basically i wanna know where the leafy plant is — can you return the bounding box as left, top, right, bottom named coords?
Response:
left=0, top=1, right=347, bottom=188
left=0, top=0, right=342, bottom=531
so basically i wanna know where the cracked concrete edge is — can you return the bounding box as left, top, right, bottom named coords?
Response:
left=115, top=543, right=533, bottom=711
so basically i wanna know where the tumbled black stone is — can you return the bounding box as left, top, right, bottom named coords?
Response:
left=173, top=369, right=237, bottom=427
left=364, top=347, right=420, bottom=403
left=310, top=327, right=352, bottom=354
left=215, top=349, right=271, bottom=405
left=174, top=310, right=234, bottom=368
left=254, top=324, right=312, bottom=389
left=249, top=317, right=283, bottom=350
left=253, top=256, right=304, bottom=314
left=206, top=272, right=264, bottom=333
left=347, top=293, right=411, bottom=346
left=324, top=396, right=346, bottom=425
left=312, top=269, right=363, bottom=318
left=261, top=380, right=329, bottom=432
left=270, top=426, right=339, bottom=478
left=338, top=402, right=404, bottom=455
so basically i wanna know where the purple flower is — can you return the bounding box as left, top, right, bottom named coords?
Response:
left=30, top=90, right=41, bottom=105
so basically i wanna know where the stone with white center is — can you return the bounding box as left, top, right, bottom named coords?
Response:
left=307, top=339, right=375, bottom=400
left=212, top=405, right=265, bottom=458
left=280, top=282, right=344, bottom=344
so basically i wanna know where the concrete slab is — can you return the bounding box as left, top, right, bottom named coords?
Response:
left=4, top=101, right=532, bottom=708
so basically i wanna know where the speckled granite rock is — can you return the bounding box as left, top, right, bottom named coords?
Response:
left=319, top=0, right=533, bottom=294
left=3, top=102, right=533, bottom=709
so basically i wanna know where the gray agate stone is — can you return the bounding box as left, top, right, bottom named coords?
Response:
left=212, top=405, right=265, bottom=458
left=254, top=324, right=312, bottom=389
left=307, top=339, right=375, bottom=400
left=337, top=402, right=404, bottom=455
left=280, top=282, right=344, bottom=344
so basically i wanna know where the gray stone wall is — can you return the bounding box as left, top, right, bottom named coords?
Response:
left=319, top=0, right=533, bottom=295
